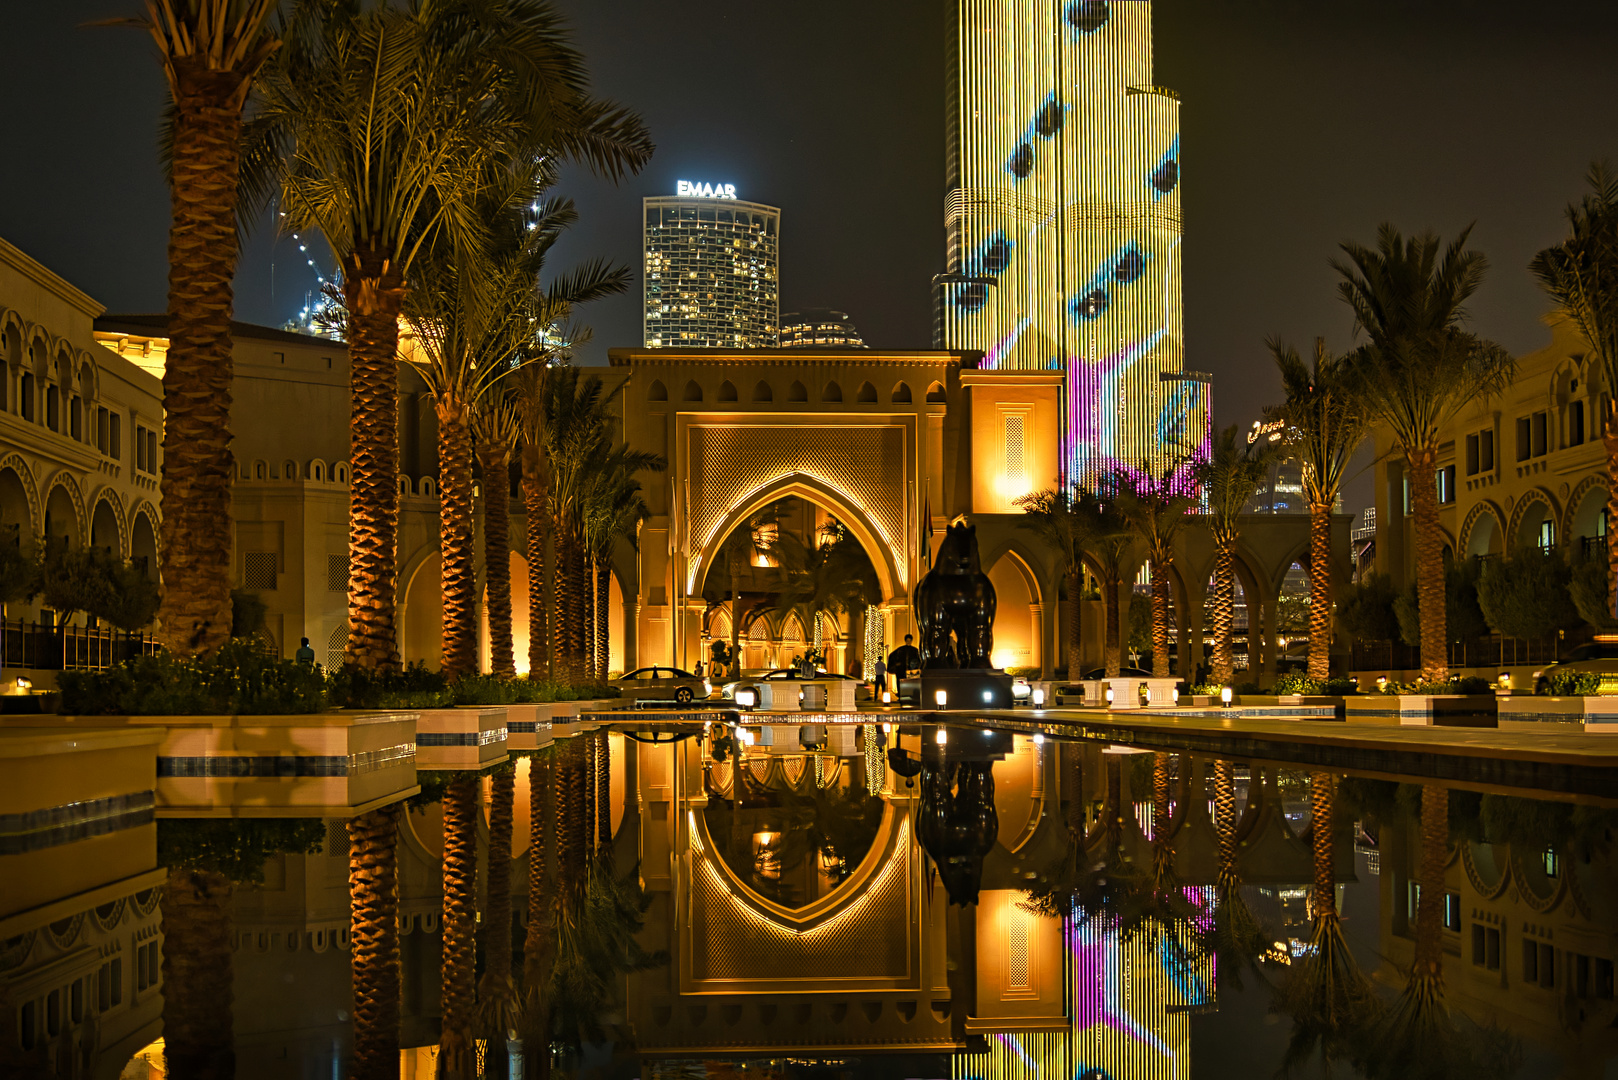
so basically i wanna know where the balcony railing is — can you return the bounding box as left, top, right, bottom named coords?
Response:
left=1, top=620, right=160, bottom=672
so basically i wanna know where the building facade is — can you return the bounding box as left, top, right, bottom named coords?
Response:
left=643, top=187, right=780, bottom=349
left=779, top=308, right=866, bottom=349
left=941, top=0, right=1208, bottom=492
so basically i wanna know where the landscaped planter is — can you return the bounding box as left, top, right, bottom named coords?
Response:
left=503, top=703, right=554, bottom=751
left=1344, top=695, right=1498, bottom=727
left=36, top=710, right=420, bottom=816
left=416, top=706, right=508, bottom=770
left=1497, top=695, right=1618, bottom=732
left=555, top=699, right=612, bottom=738
left=1275, top=695, right=1349, bottom=720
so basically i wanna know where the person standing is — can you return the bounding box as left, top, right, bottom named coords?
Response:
left=886, top=634, right=921, bottom=681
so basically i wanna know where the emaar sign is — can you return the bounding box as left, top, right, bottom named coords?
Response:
left=677, top=180, right=737, bottom=199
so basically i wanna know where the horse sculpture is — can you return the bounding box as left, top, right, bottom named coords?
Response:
left=912, top=521, right=996, bottom=669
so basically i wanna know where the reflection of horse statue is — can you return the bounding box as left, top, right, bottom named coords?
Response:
left=917, top=759, right=999, bottom=906
left=913, top=522, right=996, bottom=669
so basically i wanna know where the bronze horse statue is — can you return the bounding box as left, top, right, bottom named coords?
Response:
left=912, top=521, right=996, bottom=669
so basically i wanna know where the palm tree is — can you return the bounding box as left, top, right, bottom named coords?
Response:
left=1111, top=468, right=1194, bottom=678
left=1335, top=226, right=1514, bottom=681
left=512, top=361, right=557, bottom=680
left=1531, top=162, right=1618, bottom=607
left=159, top=867, right=236, bottom=1079
left=1208, top=760, right=1269, bottom=987
left=1273, top=771, right=1380, bottom=1075
left=582, top=455, right=654, bottom=681
left=768, top=520, right=881, bottom=675
left=347, top=802, right=403, bottom=1080
left=1082, top=492, right=1134, bottom=678
left=1015, top=487, right=1092, bottom=679
left=112, top=1, right=278, bottom=659
left=520, top=749, right=556, bottom=1073
left=1193, top=426, right=1282, bottom=686
left=436, top=773, right=482, bottom=1078
left=1266, top=338, right=1368, bottom=681
left=476, top=394, right=523, bottom=678
left=260, top=0, right=652, bottom=672
left=478, top=762, right=520, bottom=1075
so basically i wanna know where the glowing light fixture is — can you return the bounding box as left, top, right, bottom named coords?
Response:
left=736, top=688, right=757, bottom=710
left=1033, top=732, right=1045, bottom=746
left=1498, top=672, right=1511, bottom=687
left=935, top=727, right=948, bottom=745
left=882, top=722, right=892, bottom=734
left=935, top=689, right=948, bottom=708
left=1104, top=687, right=1114, bottom=705
left=1032, top=688, right=1045, bottom=707
left=1220, top=686, right=1232, bottom=707
left=1144, top=687, right=1152, bottom=704
left=881, top=690, right=892, bottom=704
left=982, top=690, right=994, bottom=704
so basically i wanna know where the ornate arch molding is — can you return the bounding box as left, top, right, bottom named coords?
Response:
left=1458, top=499, right=1506, bottom=556
left=0, top=452, right=42, bottom=541
left=1460, top=842, right=1512, bottom=901
left=1506, top=486, right=1560, bottom=548
left=978, top=539, right=1047, bottom=607
left=42, top=469, right=88, bottom=547
left=89, top=486, right=129, bottom=556
left=1563, top=473, right=1608, bottom=542
left=689, top=797, right=908, bottom=934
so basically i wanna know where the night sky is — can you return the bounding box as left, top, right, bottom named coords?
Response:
left=3, top=1, right=1617, bottom=512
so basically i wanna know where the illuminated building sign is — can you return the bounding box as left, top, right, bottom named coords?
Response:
left=676, top=181, right=737, bottom=199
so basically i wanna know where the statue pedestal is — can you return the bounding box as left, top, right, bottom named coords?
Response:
left=920, top=668, right=1015, bottom=711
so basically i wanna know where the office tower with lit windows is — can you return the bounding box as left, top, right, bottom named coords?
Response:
left=644, top=185, right=780, bottom=348
left=941, top=0, right=1209, bottom=492
left=779, top=309, right=867, bottom=348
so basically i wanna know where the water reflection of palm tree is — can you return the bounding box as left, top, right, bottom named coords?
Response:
left=1357, top=784, right=1519, bottom=1080
left=1273, top=771, right=1379, bottom=1075
left=1209, top=760, right=1269, bottom=987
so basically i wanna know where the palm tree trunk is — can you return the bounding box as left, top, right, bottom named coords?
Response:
left=348, top=803, right=402, bottom=1080
left=560, top=738, right=588, bottom=890
left=342, top=260, right=406, bottom=672
left=438, top=774, right=480, bottom=1079
left=1212, top=760, right=1236, bottom=886
left=1066, top=566, right=1083, bottom=681
left=595, top=556, right=610, bottom=681
left=480, top=442, right=515, bottom=678
left=596, top=731, right=611, bottom=858
left=1309, top=772, right=1336, bottom=924
left=1604, top=404, right=1618, bottom=623
left=1210, top=537, right=1235, bottom=686
left=1152, top=753, right=1171, bottom=841
left=1103, top=572, right=1122, bottom=678
left=578, top=546, right=596, bottom=687
left=1413, top=783, right=1448, bottom=985
left=1307, top=500, right=1334, bottom=681
left=156, top=68, right=244, bottom=659
left=521, top=444, right=549, bottom=679
left=1063, top=742, right=1084, bottom=840
left=479, top=763, right=517, bottom=1054
left=159, top=868, right=234, bottom=1080
left=1150, top=560, right=1172, bottom=677
left=437, top=393, right=479, bottom=681
left=1405, top=447, right=1448, bottom=682
left=553, top=512, right=579, bottom=685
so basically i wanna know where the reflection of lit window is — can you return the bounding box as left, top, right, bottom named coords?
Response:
left=752, top=831, right=782, bottom=880
left=1544, top=849, right=1560, bottom=878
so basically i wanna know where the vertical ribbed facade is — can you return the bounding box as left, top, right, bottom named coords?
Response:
left=942, top=0, right=1210, bottom=493
left=644, top=196, right=780, bottom=348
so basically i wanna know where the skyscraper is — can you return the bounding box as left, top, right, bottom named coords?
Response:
left=941, top=0, right=1209, bottom=492
left=644, top=183, right=780, bottom=348
left=779, top=309, right=867, bottom=348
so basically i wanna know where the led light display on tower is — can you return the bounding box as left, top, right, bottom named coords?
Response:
left=942, top=0, right=1210, bottom=493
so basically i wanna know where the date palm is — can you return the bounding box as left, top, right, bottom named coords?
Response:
left=1531, top=162, right=1618, bottom=608
left=116, top=1, right=278, bottom=659
left=1335, top=225, right=1513, bottom=681
left=1079, top=492, right=1134, bottom=678
left=1208, top=760, right=1268, bottom=988
left=260, top=0, right=652, bottom=673
left=346, top=803, right=403, bottom=1080
left=582, top=453, right=656, bottom=681
left=438, top=773, right=482, bottom=1078
left=476, top=394, right=523, bottom=678
left=768, top=520, right=881, bottom=675
left=1266, top=338, right=1368, bottom=681
left=477, top=762, right=520, bottom=1074
left=1015, top=487, right=1093, bottom=679
left=1193, top=426, right=1282, bottom=686
left=1111, top=467, right=1194, bottom=678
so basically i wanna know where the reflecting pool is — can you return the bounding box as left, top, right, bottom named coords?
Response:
left=6, top=716, right=1617, bottom=1079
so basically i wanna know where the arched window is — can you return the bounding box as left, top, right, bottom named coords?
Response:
left=822, top=382, right=843, bottom=403
left=787, top=380, right=808, bottom=402
left=925, top=381, right=946, bottom=403
left=753, top=381, right=773, bottom=402
left=856, top=381, right=877, bottom=403
left=683, top=379, right=703, bottom=402
left=718, top=380, right=738, bottom=402
left=891, top=382, right=912, bottom=404
left=648, top=379, right=668, bottom=402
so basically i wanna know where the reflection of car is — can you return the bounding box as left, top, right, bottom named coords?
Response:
left=720, top=668, right=858, bottom=701
left=1534, top=640, right=1618, bottom=694
left=614, top=666, right=711, bottom=706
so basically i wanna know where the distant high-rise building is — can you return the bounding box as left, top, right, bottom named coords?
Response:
left=941, top=0, right=1209, bottom=492
left=643, top=182, right=779, bottom=348
left=779, top=309, right=866, bottom=349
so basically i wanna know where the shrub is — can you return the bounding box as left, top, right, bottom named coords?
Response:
left=38, top=543, right=159, bottom=632
left=1568, top=549, right=1616, bottom=631
left=159, top=818, right=325, bottom=884
left=328, top=662, right=450, bottom=709
left=1546, top=669, right=1602, bottom=696
left=58, top=638, right=327, bottom=715
left=231, top=590, right=268, bottom=640
left=1376, top=674, right=1492, bottom=696
left=450, top=673, right=518, bottom=706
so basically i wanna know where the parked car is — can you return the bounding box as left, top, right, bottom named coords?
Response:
left=719, top=668, right=858, bottom=702
left=1534, top=639, right=1618, bottom=694
left=613, top=666, right=711, bottom=706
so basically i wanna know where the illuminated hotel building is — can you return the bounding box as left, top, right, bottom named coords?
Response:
left=779, top=308, right=867, bottom=348
left=941, top=0, right=1210, bottom=493
left=643, top=183, right=780, bottom=348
